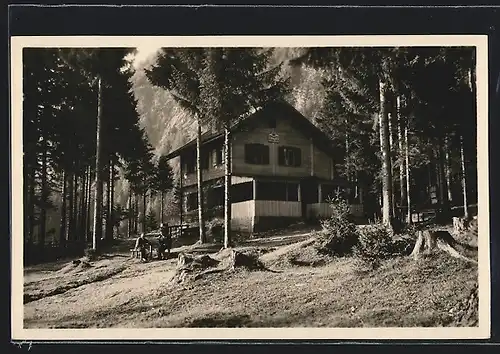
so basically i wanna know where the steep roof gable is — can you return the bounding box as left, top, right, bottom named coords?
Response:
left=164, top=100, right=342, bottom=160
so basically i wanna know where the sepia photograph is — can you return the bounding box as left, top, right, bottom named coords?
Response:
left=10, top=35, right=490, bottom=340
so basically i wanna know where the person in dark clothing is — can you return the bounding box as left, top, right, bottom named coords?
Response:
left=158, top=223, right=172, bottom=260
left=134, top=233, right=151, bottom=262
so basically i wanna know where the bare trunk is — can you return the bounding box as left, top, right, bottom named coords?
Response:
left=92, top=76, right=104, bottom=251
left=223, top=126, right=232, bottom=248
left=134, top=191, right=139, bottom=234
left=388, top=111, right=396, bottom=217
left=80, top=170, right=87, bottom=240
left=142, top=190, right=147, bottom=233
left=404, top=123, right=412, bottom=224
left=86, top=166, right=92, bottom=243
left=59, top=170, right=67, bottom=245
left=28, top=169, right=36, bottom=244
left=73, top=172, right=79, bottom=241
left=110, top=162, right=115, bottom=240
left=67, top=171, right=74, bottom=241
left=196, top=119, right=206, bottom=243
left=444, top=137, right=453, bottom=203
left=104, top=162, right=111, bottom=241
left=160, top=192, right=164, bottom=224
left=397, top=95, right=407, bottom=213
left=39, top=144, right=48, bottom=246
left=127, top=188, right=132, bottom=238
left=379, top=79, right=393, bottom=228
left=460, top=134, right=469, bottom=219
left=437, top=137, right=450, bottom=215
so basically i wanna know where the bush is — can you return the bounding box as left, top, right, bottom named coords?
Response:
left=355, top=223, right=394, bottom=261
left=315, top=195, right=359, bottom=256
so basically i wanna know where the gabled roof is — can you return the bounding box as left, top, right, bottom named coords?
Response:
left=163, top=100, right=343, bottom=160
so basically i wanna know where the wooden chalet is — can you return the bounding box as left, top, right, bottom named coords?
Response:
left=164, top=101, right=364, bottom=234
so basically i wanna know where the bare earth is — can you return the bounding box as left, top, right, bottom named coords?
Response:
left=23, top=230, right=478, bottom=328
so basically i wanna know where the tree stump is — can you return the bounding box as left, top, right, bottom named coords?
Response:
left=453, top=217, right=469, bottom=233
left=229, top=250, right=267, bottom=271
left=410, top=229, right=477, bottom=264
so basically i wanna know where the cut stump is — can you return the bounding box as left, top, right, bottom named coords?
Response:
left=410, top=230, right=477, bottom=264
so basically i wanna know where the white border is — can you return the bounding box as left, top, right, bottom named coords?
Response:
left=10, top=35, right=490, bottom=341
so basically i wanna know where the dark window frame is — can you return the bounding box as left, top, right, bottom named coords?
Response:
left=244, top=143, right=270, bottom=165
left=278, top=146, right=302, bottom=167
left=213, top=146, right=224, bottom=166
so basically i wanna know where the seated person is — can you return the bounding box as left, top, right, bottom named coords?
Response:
left=134, top=233, right=151, bottom=262
left=157, top=223, right=172, bottom=260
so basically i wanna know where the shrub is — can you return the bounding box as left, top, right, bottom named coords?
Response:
left=355, top=223, right=394, bottom=261
left=315, top=195, right=359, bottom=256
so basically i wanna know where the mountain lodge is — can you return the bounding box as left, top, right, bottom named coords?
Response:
left=164, top=101, right=364, bottom=234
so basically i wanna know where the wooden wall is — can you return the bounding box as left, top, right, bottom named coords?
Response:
left=231, top=200, right=255, bottom=232
left=254, top=200, right=302, bottom=217
left=231, top=115, right=335, bottom=179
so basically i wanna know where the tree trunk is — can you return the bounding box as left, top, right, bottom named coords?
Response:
left=109, top=162, right=115, bottom=240
left=28, top=169, right=36, bottom=244
left=104, top=163, right=111, bottom=241
left=223, top=126, right=232, bottom=248
left=160, top=192, right=164, bottom=224
left=127, top=185, right=134, bottom=238
left=404, top=122, right=412, bottom=224
left=379, top=79, right=393, bottom=229
left=92, top=76, right=104, bottom=251
left=460, top=134, right=469, bottom=220
left=388, top=111, right=396, bottom=218
left=142, top=190, right=147, bottom=233
left=134, top=191, right=139, bottom=234
left=67, top=171, right=74, bottom=241
left=437, top=137, right=450, bottom=216
left=39, top=143, right=48, bottom=247
left=397, top=95, right=406, bottom=214
left=73, top=172, right=79, bottom=241
left=59, top=170, right=67, bottom=245
left=80, top=170, right=87, bottom=241
left=444, top=137, right=453, bottom=203
left=86, top=166, right=92, bottom=243
left=196, top=119, right=206, bottom=243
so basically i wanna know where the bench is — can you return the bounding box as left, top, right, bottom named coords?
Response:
left=130, top=245, right=153, bottom=259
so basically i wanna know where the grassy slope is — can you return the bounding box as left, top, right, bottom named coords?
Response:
left=23, top=230, right=478, bottom=329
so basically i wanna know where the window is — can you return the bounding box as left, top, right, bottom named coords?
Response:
left=278, top=146, right=301, bottom=167
left=256, top=181, right=299, bottom=201
left=186, top=192, right=198, bottom=211
left=231, top=182, right=254, bottom=203
left=245, top=144, right=270, bottom=165
left=213, top=147, right=224, bottom=166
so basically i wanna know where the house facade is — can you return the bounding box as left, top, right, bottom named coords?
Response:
left=165, top=101, right=363, bottom=233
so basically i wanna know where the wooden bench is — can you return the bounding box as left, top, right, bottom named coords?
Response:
left=130, top=245, right=153, bottom=259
